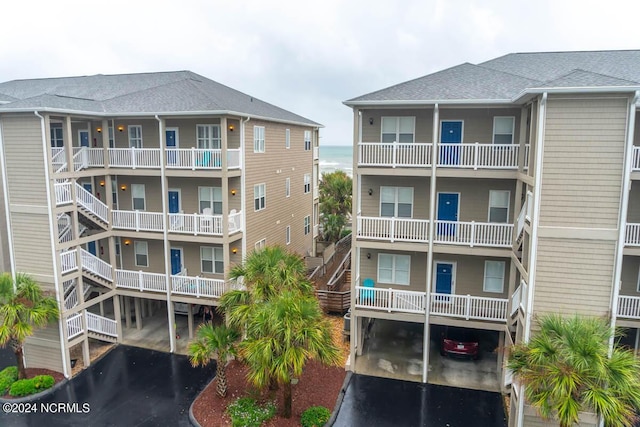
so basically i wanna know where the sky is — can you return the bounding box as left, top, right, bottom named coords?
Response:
left=1, top=0, right=640, bottom=146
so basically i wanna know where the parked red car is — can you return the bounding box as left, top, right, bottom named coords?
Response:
left=440, top=327, right=480, bottom=360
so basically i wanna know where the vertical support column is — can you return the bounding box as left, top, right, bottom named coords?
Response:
left=188, top=307, right=194, bottom=339
left=349, top=109, right=361, bottom=370
left=113, top=295, right=123, bottom=342
left=497, top=331, right=505, bottom=391
left=99, top=299, right=105, bottom=317
left=82, top=337, right=90, bottom=368
left=124, top=297, right=132, bottom=329
left=134, top=297, right=142, bottom=330
left=221, top=117, right=230, bottom=278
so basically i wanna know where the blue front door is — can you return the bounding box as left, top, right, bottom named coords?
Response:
left=170, top=249, right=182, bottom=275
left=80, top=130, right=90, bottom=147
left=437, top=193, right=459, bottom=235
left=168, top=190, right=180, bottom=214
left=87, top=241, right=97, bottom=256
left=435, top=263, right=453, bottom=294
left=440, top=121, right=462, bottom=165
left=83, top=183, right=92, bottom=193
left=166, top=129, right=177, bottom=165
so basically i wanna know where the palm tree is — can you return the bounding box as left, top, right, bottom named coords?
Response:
left=239, top=291, right=340, bottom=418
left=0, top=273, right=59, bottom=379
left=188, top=323, right=239, bottom=398
left=319, top=171, right=352, bottom=243
left=508, top=314, right=640, bottom=427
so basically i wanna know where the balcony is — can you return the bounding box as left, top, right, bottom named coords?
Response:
left=115, top=269, right=167, bottom=293
left=357, top=216, right=429, bottom=243
left=437, top=143, right=519, bottom=169
left=434, top=221, right=513, bottom=248
left=617, top=295, right=640, bottom=320
left=633, top=146, right=640, bottom=172
left=430, top=293, right=508, bottom=322
left=627, top=223, right=640, bottom=246
left=510, top=280, right=528, bottom=317
left=109, top=148, right=161, bottom=169
left=165, top=148, right=241, bottom=170
left=171, top=274, right=226, bottom=298
left=168, top=211, right=242, bottom=236
left=354, top=286, right=426, bottom=314
left=313, top=146, right=319, bottom=160
left=113, top=210, right=163, bottom=232
left=358, top=142, right=432, bottom=168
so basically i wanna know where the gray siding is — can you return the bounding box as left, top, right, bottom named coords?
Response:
left=359, top=176, right=430, bottom=219
left=437, top=178, right=516, bottom=223
left=358, top=249, right=428, bottom=293
left=621, top=255, right=640, bottom=295
left=24, top=325, right=63, bottom=373
left=440, top=108, right=522, bottom=143
left=539, top=96, right=627, bottom=228
left=361, top=109, right=434, bottom=143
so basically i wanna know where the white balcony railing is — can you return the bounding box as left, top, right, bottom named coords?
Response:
left=355, top=286, right=426, bottom=314
left=510, top=280, right=528, bottom=316
left=169, top=211, right=242, bottom=236
left=60, top=249, right=78, bottom=274
left=313, top=146, right=319, bottom=160
left=526, top=191, right=533, bottom=222
left=171, top=275, right=226, bottom=298
left=54, top=182, right=72, bottom=205
left=626, top=223, right=640, bottom=246
left=434, top=221, right=513, bottom=247
left=75, top=183, right=109, bottom=223
left=617, top=296, right=640, bottom=319
left=80, top=249, right=113, bottom=282
left=523, top=144, right=530, bottom=170
left=165, top=148, right=241, bottom=170
left=73, top=148, right=105, bottom=170
left=313, top=224, right=319, bottom=237
left=85, top=312, right=117, bottom=337
left=437, top=143, right=519, bottom=169
left=358, top=142, right=432, bottom=168
left=115, top=269, right=167, bottom=293
left=633, top=146, right=640, bottom=172
left=112, top=210, right=164, bottom=232
left=430, top=293, right=508, bottom=322
left=66, top=313, right=84, bottom=339
left=357, top=216, right=429, bottom=243
left=108, top=148, right=161, bottom=169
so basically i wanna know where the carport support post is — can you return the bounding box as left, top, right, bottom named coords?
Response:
left=124, top=297, right=132, bottom=329
left=497, top=331, right=505, bottom=390
left=135, top=298, right=142, bottom=330
left=99, top=299, right=105, bottom=316
left=113, top=295, right=123, bottom=343
left=187, top=306, right=194, bottom=339
left=356, top=317, right=364, bottom=356
left=82, top=337, right=90, bottom=368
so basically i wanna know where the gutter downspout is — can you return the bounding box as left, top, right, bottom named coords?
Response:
left=0, top=116, right=15, bottom=280
left=240, top=116, right=250, bottom=260
left=423, top=103, right=438, bottom=383
left=36, top=111, right=70, bottom=379
left=609, top=91, right=638, bottom=355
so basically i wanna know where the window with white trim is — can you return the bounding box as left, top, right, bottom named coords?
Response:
left=197, top=125, right=221, bottom=149
left=286, top=226, right=291, bottom=245
left=285, top=129, right=290, bottom=149
left=199, top=187, right=222, bottom=214
left=108, top=126, right=114, bottom=148
left=255, top=238, right=266, bottom=251
left=381, top=117, right=415, bottom=143
left=254, top=184, right=266, bottom=211
left=254, top=126, right=265, bottom=153
left=483, top=261, right=505, bottom=293
left=50, top=124, right=63, bottom=147
left=132, top=184, right=146, bottom=210
left=285, top=178, right=290, bottom=198
left=304, top=130, right=311, bottom=151
left=380, top=187, right=413, bottom=218
left=304, top=215, right=311, bottom=235
left=304, top=174, right=311, bottom=194
left=134, top=241, right=148, bottom=267
left=488, top=191, right=510, bottom=223
left=378, top=254, right=410, bottom=285
left=201, top=246, right=223, bottom=274
left=128, top=125, right=143, bottom=148
left=492, top=117, right=515, bottom=144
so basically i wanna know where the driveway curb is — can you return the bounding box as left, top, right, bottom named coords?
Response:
left=0, top=377, right=69, bottom=403
left=326, top=370, right=353, bottom=426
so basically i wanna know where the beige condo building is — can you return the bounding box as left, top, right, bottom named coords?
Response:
left=344, top=50, right=640, bottom=426
left=0, top=71, right=320, bottom=377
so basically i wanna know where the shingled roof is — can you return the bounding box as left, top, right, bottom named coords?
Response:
left=0, top=71, right=320, bottom=126
left=345, top=50, right=640, bottom=105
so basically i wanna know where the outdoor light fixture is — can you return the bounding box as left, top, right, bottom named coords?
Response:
left=124, top=239, right=131, bottom=246
left=99, top=180, right=105, bottom=187
left=367, top=253, right=371, bottom=259
left=232, top=248, right=238, bottom=254
left=96, top=127, right=102, bottom=133
left=369, top=117, right=374, bottom=125
left=117, top=125, right=125, bottom=132
left=228, top=124, right=235, bottom=132
left=368, top=188, right=373, bottom=196
left=120, top=184, right=127, bottom=191
left=231, top=189, right=236, bottom=196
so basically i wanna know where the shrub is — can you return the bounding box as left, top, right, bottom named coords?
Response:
left=0, top=366, right=18, bottom=394
left=301, top=405, right=331, bottom=427
left=226, top=397, right=276, bottom=427
left=9, top=375, right=54, bottom=397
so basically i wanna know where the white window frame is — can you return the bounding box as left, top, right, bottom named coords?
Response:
left=492, top=117, right=515, bottom=145
left=304, top=174, right=311, bottom=194
left=254, top=183, right=266, bottom=211
left=380, top=186, right=414, bottom=218
left=255, top=238, right=266, bottom=251
left=134, top=241, right=148, bottom=267
left=200, top=246, right=223, bottom=274
left=377, top=253, right=411, bottom=286
left=285, top=129, right=290, bottom=149
left=304, top=130, right=312, bottom=151
left=488, top=190, right=510, bottom=223
left=196, top=124, right=221, bottom=149
left=50, top=124, right=64, bottom=147
left=286, top=225, right=291, bottom=245
left=285, top=177, right=290, bottom=198
left=131, top=184, right=146, bottom=211
left=108, top=126, right=115, bottom=148
left=381, top=117, right=416, bottom=143
left=198, top=186, right=222, bottom=214
left=128, top=125, right=143, bottom=148
left=304, top=215, right=311, bottom=235
left=483, top=260, right=505, bottom=293
left=254, top=126, right=265, bottom=153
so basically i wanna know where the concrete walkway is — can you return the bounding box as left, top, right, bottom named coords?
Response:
left=0, top=345, right=214, bottom=427
left=333, top=374, right=507, bottom=427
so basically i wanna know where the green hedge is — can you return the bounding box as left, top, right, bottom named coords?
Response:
left=9, top=375, right=55, bottom=397
left=0, top=366, right=18, bottom=394
left=301, top=405, right=331, bottom=427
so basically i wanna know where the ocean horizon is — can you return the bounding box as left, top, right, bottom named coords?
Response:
left=320, top=145, right=353, bottom=177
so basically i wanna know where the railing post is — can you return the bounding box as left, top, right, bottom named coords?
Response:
left=135, top=210, right=140, bottom=231
left=191, top=147, right=196, bottom=170
left=139, top=271, right=144, bottom=292
left=390, top=217, right=395, bottom=242
left=473, top=142, right=479, bottom=170
left=131, top=147, right=137, bottom=169
left=470, top=221, right=475, bottom=247
left=194, top=213, right=198, bottom=235
left=388, top=288, right=393, bottom=312
left=392, top=141, right=397, bottom=168
left=196, top=277, right=201, bottom=298
left=465, top=294, right=471, bottom=320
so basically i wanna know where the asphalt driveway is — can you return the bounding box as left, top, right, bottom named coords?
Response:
left=333, top=374, right=507, bottom=427
left=0, top=345, right=214, bottom=427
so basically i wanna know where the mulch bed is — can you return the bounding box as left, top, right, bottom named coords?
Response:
left=2, top=368, right=65, bottom=399
left=192, top=359, right=346, bottom=426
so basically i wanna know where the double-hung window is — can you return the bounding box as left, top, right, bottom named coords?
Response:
left=197, top=125, right=221, bottom=149
left=131, top=184, right=146, bottom=210
left=380, top=187, right=413, bottom=217
left=488, top=191, right=510, bottom=223
left=254, top=126, right=265, bottom=153
left=483, top=261, right=505, bottom=293
left=255, top=238, right=266, bottom=251
left=492, top=117, right=515, bottom=144
left=304, top=130, right=311, bottom=151
left=286, top=226, right=291, bottom=245
left=108, top=127, right=115, bottom=148
left=254, top=184, right=266, bottom=211
left=378, top=254, right=410, bottom=285
left=285, top=129, right=290, bottom=149
left=50, top=124, right=64, bottom=147
left=128, top=125, right=143, bottom=148
left=285, top=178, right=290, bottom=197
left=304, top=174, right=311, bottom=194
left=134, top=241, right=148, bottom=267
left=381, top=117, right=415, bottom=143
left=304, top=215, right=311, bottom=235
left=201, top=246, right=223, bottom=274
left=199, top=187, right=222, bottom=214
